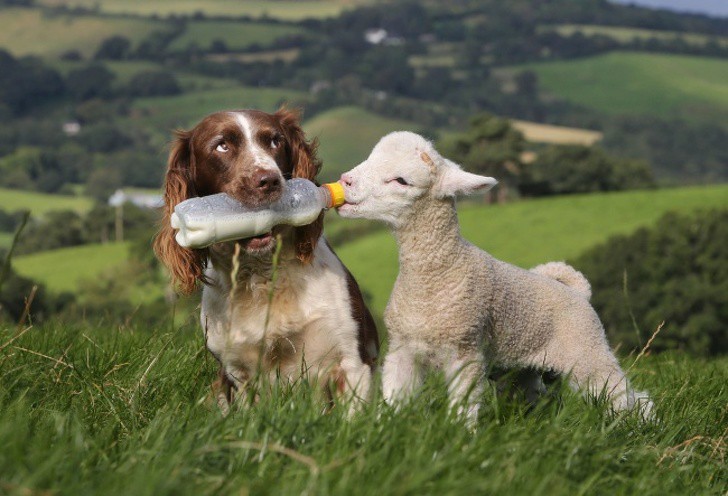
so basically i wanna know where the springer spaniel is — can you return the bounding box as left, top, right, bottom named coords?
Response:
left=154, top=108, right=379, bottom=412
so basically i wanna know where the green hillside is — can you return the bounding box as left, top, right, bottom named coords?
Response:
left=544, top=24, right=728, bottom=47
left=13, top=242, right=130, bottom=293
left=511, top=52, right=728, bottom=123
left=0, top=8, right=168, bottom=58
left=304, top=106, right=422, bottom=181
left=168, top=20, right=306, bottom=52
left=336, top=184, right=728, bottom=318
left=0, top=188, right=93, bottom=216
left=129, top=86, right=309, bottom=144
left=36, top=0, right=370, bottom=20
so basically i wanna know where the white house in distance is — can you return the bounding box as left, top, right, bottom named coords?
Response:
left=108, top=189, right=163, bottom=209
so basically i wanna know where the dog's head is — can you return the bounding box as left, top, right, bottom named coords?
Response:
left=338, top=131, right=497, bottom=227
left=154, top=108, right=323, bottom=294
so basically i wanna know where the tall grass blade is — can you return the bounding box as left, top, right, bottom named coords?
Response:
left=0, top=210, right=30, bottom=293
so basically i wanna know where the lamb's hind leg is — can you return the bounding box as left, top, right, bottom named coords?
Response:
left=533, top=338, right=653, bottom=418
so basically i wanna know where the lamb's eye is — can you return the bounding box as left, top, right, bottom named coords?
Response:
left=394, top=177, right=409, bottom=186
left=216, top=142, right=229, bottom=153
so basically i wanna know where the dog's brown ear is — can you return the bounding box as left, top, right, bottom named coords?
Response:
left=153, top=131, right=209, bottom=294
left=276, top=107, right=324, bottom=263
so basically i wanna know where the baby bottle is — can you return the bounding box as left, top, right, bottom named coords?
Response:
left=170, top=179, right=345, bottom=248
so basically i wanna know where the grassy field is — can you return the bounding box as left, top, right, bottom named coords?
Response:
left=509, top=52, right=728, bottom=123
left=0, top=7, right=168, bottom=58
left=0, top=321, right=725, bottom=495
left=335, top=184, right=728, bottom=318
left=13, top=242, right=130, bottom=293
left=303, top=106, right=422, bottom=181
left=168, top=20, right=306, bottom=52
left=543, top=24, right=728, bottom=47
left=0, top=188, right=93, bottom=216
left=511, top=120, right=603, bottom=146
left=36, top=0, right=372, bottom=20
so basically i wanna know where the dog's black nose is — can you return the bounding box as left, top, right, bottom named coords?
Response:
left=255, top=170, right=282, bottom=195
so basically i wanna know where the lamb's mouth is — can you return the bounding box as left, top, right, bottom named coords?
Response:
left=336, top=201, right=358, bottom=215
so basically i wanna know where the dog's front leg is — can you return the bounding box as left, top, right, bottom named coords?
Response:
left=337, top=357, right=373, bottom=416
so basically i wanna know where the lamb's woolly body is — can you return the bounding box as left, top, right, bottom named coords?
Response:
left=340, top=131, right=652, bottom=421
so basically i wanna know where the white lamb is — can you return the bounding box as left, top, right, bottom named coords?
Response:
left=337, top=131, right=653, bottom=423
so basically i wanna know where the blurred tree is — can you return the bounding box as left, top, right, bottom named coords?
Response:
left=66, top=63, right=115, bottom=101
left=574, top=209, right=728, bottom=357
left=521, top=145, right=654, bottom=196
left=85, top=166, right=123, bottom=202
left=125, top=71, right=181, bottom=97
left=15, top=211, right=87, bottom=255
left=438, top=113, right=526, bottom=202
left=94, top=36, right=132, bottom=60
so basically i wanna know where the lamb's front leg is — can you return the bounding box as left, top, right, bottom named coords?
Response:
left=445, top=354, right=485, bottom=427
left=382, top=345, right=422, bottom=406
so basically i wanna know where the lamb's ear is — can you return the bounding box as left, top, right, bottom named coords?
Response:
left=434, top=159, right=498, bottom=198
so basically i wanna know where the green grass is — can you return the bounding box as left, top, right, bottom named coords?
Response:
left=304, top=106, right=422, bottom=181
left=335, top=184, right=728, bottom=318
left=12, top=242, right=130, bottom=293
left=543, top=24, right=728, bottom=47
left=37, top=0, right=372, bottom=20
left=0, top=188, right=93, bottom=216
left=510, top=52, right=728, bottom=123
left=168, top=20, right=306, bottom=52
left=0, top=321, right=725, bottom=495
left=0, top=7, right=169, bottom=58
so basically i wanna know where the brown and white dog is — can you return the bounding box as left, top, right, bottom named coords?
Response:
left=154, top=108, right=378, bottom=412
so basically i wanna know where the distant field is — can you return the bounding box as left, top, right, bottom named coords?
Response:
left=336, top=184, right=728, bottom=317
left=544, top=24, right=728, bottom=47
left=0, top=7, right=168, bottom=58
left=511, top=120, right=602, bottom=146
left=207, top=48, right=301, bottom=64
left=303, top=106, right=422, bottom=181
left=168, top=20, right=306, bottom=52
left=13, top=242, right=130, bottom=293
left=49, top=59, right=242, bottom=93
left=0, top=188, right=93, bottom=216
left=510, top=52, right=728, bottom=122
left=128, top=86, right=309, bottom=145
left=37, top=0, right=371, bottom=20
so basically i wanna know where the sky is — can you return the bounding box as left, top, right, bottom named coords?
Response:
left=611, top=0, right=728, bottom=18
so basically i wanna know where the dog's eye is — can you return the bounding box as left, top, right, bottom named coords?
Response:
left=270, top=135, right=281, bottom=149
left=216, top=142, right=229, bottom=153
left=390, top=177, right=409, bottom=186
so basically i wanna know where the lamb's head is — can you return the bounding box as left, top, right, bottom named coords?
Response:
left=337, top=131, right=497, bottom=227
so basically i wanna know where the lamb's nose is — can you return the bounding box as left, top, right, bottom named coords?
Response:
left=256, top=170, right=281, bottom=194
left=340, top=173, right=354, bottom=187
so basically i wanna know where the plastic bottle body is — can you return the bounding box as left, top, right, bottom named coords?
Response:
left=171, top=179, right=338, bottom=248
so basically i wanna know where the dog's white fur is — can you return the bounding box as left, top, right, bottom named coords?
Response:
left=201, top=240, right=373, bottom=411
left=339, top=131, right=653, bottom=423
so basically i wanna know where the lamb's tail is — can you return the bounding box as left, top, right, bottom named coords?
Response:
left=531, top=261, right=592, bottom=300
